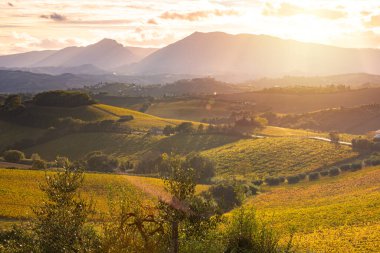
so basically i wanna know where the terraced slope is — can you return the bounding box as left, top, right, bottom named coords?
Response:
left=202, top=137, right=358, bottom=178
left=246, top=166, right=380, bottom=252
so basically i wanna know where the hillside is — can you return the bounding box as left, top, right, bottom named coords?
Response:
left=201, top=137, right=358, bottom=178
left=275, top=104, right=380, bottom=134
left=217, top=87, right=380, bottom=113
left=0, top=39, right=157, bottom=71
left=121, top=31, right=380, bottom=78
left=246, top=166, right=380, bottom=252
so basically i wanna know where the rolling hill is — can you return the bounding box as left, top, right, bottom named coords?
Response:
left=246, top=166, right=380, bottom=252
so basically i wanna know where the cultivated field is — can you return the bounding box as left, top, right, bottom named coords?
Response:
left=246, top=166, right=380, bottom=252
left=202, top=137, right=358, bottom=178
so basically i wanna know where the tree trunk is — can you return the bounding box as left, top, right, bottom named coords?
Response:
left=171, top=220, right=179, bottom=253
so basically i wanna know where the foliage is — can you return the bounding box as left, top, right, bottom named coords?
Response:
left=3, top=150, right=25, bottom=163
left=32, top=159, right=47, bottom=170
left=163, top=125, right=175, bottom=136
left=33, top=163, right=100, bottom=252
left=308, top=172, right=320, bottom=181
left=328, top=167, right=341, bottom=176
left=286, top=175, right=300, bottom=184
left=85, top=151, right=119, bottom=172
left=224, top=207, right=293, bottom=253
left=185, top=153, right=215, bottom=183
left=265, top=177, right=281, bottom=186
left=1, top=95, right=24, bottom=112
left=175, top=122, right=194, bottom=134
left=33, top=90, right=95, bottom=107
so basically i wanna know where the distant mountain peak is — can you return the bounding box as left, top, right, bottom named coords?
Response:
left=93, top=38, right=124, bottom=48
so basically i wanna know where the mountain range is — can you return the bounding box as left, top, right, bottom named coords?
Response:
left=1, top=31, right=380, bottom=92
left=0, top=39, right=157, bottom=74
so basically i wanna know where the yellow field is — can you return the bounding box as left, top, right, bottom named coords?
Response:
left=93, top=104, right=189, bottom=129
left=246, top=166, right=380, bottom=252
left=202, top=137, right=358, bottom=178
left=0, top=168, right=208, bottom=224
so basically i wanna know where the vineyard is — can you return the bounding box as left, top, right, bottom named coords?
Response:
left=247, top=166, right=380, bottom=252
left=202, top=137, right=358, bottom=178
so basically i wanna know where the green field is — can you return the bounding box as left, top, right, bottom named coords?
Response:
left=146, top=98, right=243, bottom=121
left=245, top=166, right=380, bottom=252
left=0, top=121, right=46, bottom=150
left=202, top=137, right=358, bottom=178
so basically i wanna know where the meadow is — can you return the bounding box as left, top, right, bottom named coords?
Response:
left=247, top=166, right=380, bottom=252
left=0, top=168, right=208, bottom=226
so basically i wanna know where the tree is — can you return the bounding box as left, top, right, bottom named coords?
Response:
left=33, top=163, right=99, bottom=252
left=329, top=131, right=340, bottom=144
left=2, top=95, right=23, bottom=111
left=163, top=125, right=175, bottom=136
left=185, top=154, right=215, bottom=183
left=175, top=122, right=194, bottom=134
left=85, top=151, right=119, bottom=172
left=3, top=150, right=25, bottom=163
left=32, top=159, right=47, bottom=170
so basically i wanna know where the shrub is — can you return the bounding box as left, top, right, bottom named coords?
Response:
left=3, top=150, right=25, bottom=163
left=32, top=159, right=47, bottom=170
left=163, top=125, right=175, bottom=136
left=286, top=175, right=300, bottom=184
left=117, top=115, right=134, bottom=122
left=85, top=152, right=119, bottom=172
left=264, top=177, right=281, bottom=186
left=298, top=173, right=306, bottom=180
left=340, top=164, right=351, bottom=172
left=278, top=176, right=285, bottom=183
left=252, top=179, right=263, bottom=186
left=328, top=167, right=341, bottom=176
left=308, top=172, right=320, bottom=181
left=209, top=183, right=241, bottom=212
left=350, top=162, right=362, bottom=171
left=320, top=170, right=329, bottom=177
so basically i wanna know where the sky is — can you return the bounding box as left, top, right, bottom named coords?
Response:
left=1, top=0, right=380, bottom=55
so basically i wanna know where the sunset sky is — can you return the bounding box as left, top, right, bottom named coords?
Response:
left=1, top=0, right=380, bottom=55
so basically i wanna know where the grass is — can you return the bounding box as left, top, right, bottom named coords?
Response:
left=93, top=104, right=189, bottom=129
left=244, top=166, right=380, bottom=252
left=146, top=98, right=241, bottom=121
left=24, top=133, right=164, bottom=160
left=0, top=121, right=46, bottom=150
left=0, top=168, right=208, bottom=226
left=24, top=132, right=239, bottom=161
left=201, top=137, right=358, bottom=178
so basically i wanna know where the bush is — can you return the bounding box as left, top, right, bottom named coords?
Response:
left=33, top=90, right=95, bottom=107
left=85, top=152, right=119, bottom=172
left=278, top=176, right=285, bottom=183
left=176, top=122, right=194, bottom=134
left=117, top=115, right=134, bottom=122
left=340, top=164, right=351, bottom=172
left=3, top=150, right=25, bottom=163
left=298, top=173, right=306, bottom=180
left=209, top=183, right=241, bottom=212
left=350, top=162, right=362, bottom=171
left=264, top=177, right=281, bottom=186
left=163, top=125, right=176, bottom=136
left=32, top=159, right=47, bottom=170
left=328, top=167, right=341, bottom=176
left=286, top=175, right=300, bottom=184
left=252, top=179, right=263, bottom=186
left=308, top=172, right=320, bottom=181
left=186, top=154, right=215, bottom=183
left=320, top=170, right=329, bottom=177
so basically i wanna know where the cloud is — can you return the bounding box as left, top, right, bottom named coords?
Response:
left=262, top=2, right=346, bottom=20
left=40, top=12, right=67, bottom=22
left=160, top=9, right=238, bottom=21
left=366, top=15, right=380, bottom=27
left=8, top=2, right=13, bottom=7
left=147, top=18, right=158, bottom=25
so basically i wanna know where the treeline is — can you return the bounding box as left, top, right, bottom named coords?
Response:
left=258, top=84, right=351, bottom=94
left=0, top=156, right=295, bottom=253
